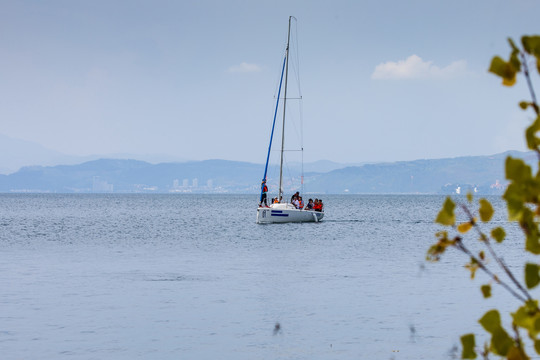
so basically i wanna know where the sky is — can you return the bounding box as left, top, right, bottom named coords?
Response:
left=1, top=0, right=539, bottom=165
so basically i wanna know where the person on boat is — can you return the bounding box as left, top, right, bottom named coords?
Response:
left=314, top=199, right=323, bottom=212
left=259, top=180, right=269, bottom=207
left=292, top=197, right=300, bottom=209
left=273, top=197, right=279, bottom=204
left=298, top=196, right=304, bottom=210
left=290, top=191, right=299, bottom=204
left=305, top=199, right=314, bottom=210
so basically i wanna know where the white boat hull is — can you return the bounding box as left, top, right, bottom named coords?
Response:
left=256, top=203, right=324, bottom=224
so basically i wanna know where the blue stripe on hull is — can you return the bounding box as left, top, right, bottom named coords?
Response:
left=271, top=213, right=289, bottom=217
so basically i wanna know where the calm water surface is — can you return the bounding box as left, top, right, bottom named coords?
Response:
left=0, top=194, right=528, bottom=359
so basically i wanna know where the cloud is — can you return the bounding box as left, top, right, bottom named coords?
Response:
left=227, top=62, right=262, bottom=73
left=371, top=55, right=467, bottom=80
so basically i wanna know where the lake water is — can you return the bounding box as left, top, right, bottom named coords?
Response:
left=0, top=194, right=530, bottom=359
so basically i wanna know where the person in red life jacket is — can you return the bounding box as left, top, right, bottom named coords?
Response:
left=313, top=199, right=324, bottom=212
left=259, top=180, right=269, bottom=207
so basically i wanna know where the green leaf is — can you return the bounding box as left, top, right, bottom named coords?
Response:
left=491, top=327, right=513, bottom=356
left=522, top=36, right=540, bottom=57
left=461, top=333, right=477, bottom=359
left=522, top=36, right=540, bottom=74
left=508, top=37, right=520, bottom=52
left=526, top=116, right=540, bottom=150
left=481, top=284, right=492, bottom=298
left=489, top=56, right=517, bottom=86
left=436, top=197, right=455, bottom=226
left=522, top=209, right=540, bottom=254
left=525, top=263, right=540, bottom=289
left=479, top=309, right=501, bottom=333
left=534, top=316, right=540, bottom=331
left=491, top=227, right=506, bottom=243
left=512, top=300, right=540, bottom=339
left=535, top=339, right=540, bottom=354
left=506, top=345, right=529, bottom=360
left=479, top=199, right=494, bottom=222
left=505, top=157, right=532, bottom=182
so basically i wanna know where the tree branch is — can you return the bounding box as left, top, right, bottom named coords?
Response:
left=459, top=204, right=532, bottom=303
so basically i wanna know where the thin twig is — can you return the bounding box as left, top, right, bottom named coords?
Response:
left=512, top=324, right=528, bottom=359
left=486, top=240, right=533, bottom=301
left=453, top=238, right=528, bottom=303
left=520, top=51, right=539, bottom=116
left=460, top=204, right=534, bottom=302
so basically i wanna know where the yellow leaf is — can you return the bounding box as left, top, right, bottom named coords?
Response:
left=435, top=197, right=455, bottom=226
left=506, top=345, right=529, bottom=360
left=503, top=75, right=517, bottom=86
left=458, top=222, right=473, bottom=234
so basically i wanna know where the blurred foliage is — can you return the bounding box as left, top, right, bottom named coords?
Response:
left=429, top=35, right=540, bottom=359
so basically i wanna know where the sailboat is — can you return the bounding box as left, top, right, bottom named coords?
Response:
left=256, top=16, right=324, bottom=224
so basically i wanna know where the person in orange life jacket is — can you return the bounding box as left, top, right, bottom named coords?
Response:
left=314, top=199, right=323, bottom=212
left=298, top=196, right=304, bottom=209
left=259, top=180, right=269, bottom=207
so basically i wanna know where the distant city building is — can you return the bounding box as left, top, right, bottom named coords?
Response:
left=491, top=179, right=504, bottom=190
left=173, top=179, right=179, bottom=188
left=192, top=178, right=198, bottom=188
left=92, top=176, right=113, bottom=193
left=207, top=179, right=213, bottom=188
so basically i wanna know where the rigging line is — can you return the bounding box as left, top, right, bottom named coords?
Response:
left=283, top=163, right=302, bottom=197
left=295, top=19, right=302, bottom=97
left=289, top=19, right=303, bottom=148
left=288, top=49, right=302, bottom=98
left=282, top=154, right=296, bottom=196
left=289, top=18, right=302, bottom=98
left=286, top=16, right=304, bottom=194
left=294, top=19, right=304, bottom=195
left=272, top=42, right=289, bottom=99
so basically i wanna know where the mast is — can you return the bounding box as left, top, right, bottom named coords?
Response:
left=278, top=16, right=292, bottom=202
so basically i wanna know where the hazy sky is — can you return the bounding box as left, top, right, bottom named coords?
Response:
left=1, top=0, right=539, bottom=164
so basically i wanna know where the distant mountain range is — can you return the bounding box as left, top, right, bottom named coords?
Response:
left=0, top=133, right=187, bottom=174
left=0, top=151, right=533, bottom=194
